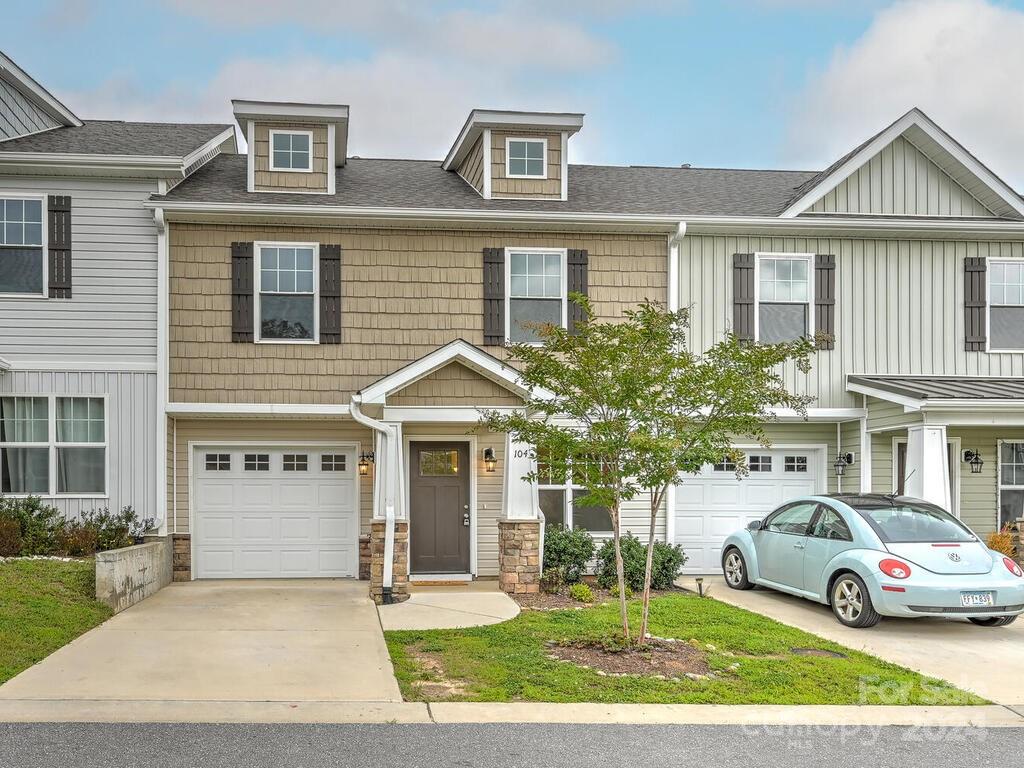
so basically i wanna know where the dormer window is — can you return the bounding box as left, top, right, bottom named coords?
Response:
left=269, top=129, right=312, bottom=172
left=506, top=138, right=546, bottom=179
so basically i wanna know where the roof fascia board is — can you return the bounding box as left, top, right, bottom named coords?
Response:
left=231, top=100, right=349, bottom=122
left=781, top=109, right=1024, bottom=219
left=180, top=127, right=237, bottom=170
left=0, top=51, right=82, bottom=127
left=846, top=379, right=925, bottom=410
left=443, top=110, right=584, bottom=170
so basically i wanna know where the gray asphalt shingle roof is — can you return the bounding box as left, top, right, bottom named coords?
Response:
left=0, top=120, right=231, bottom=157
left=850, top=375, right=1024, bottom=401
left=156, top=154, right=819, bottom=217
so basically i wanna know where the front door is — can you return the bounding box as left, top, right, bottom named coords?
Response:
left=409, top=442, right=471, bottom=573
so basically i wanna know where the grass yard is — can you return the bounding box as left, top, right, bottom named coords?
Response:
left=0, top=559, right=112, bottom=685
left=386, top=592, right=985, bottom=705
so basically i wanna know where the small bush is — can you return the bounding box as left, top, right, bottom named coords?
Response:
left=0, top=496, right=66, bottom=555
left=0, top=515, right=21, bottom=557
left=988, top=526, right=1015, bottom=558
left=57, top=525, right=99, bottom=557
left=608, top=582, right=633, bottom=600
left=543, top=524, right=595, bottom=584
left=59, top=506, right=154, bottom=555
left=540, top=569, right=563, bottom=594
left=595, top=533, right=688, bottom=592
left=0, top=497, right=153, bottom=557
left=568, top=582, right=594, bottom=603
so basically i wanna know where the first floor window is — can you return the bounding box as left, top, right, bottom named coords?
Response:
left=999, top=442, right=1024, bottom=529
left=0, top=196, right=44, bottom=295
left=258, top=244, right=317, bottom=342
left=507, top=249, right=565, bottom=343
left=757, top=255, right=811, bottom=343
left=0, top=395, right=106, bottom=495
left=989, top=260, right=1024, bottom=351
left=536, top=449, right=612, bottom=533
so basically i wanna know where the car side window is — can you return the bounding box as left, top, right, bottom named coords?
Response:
left=810, top=507, right=853, bottom=542
left=764, top=502, right=818, bottom=535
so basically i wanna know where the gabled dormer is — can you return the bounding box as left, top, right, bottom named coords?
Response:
left=232, top=100, right=348, bottom=195
left=442, top=110, right=583, bottom=201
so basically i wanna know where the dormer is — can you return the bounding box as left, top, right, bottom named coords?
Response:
left=442, top=110, right=584, bottom=201
left=232, top=100, right=349, bottom=195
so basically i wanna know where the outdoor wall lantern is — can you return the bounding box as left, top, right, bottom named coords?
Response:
left=833, top=452, right=855, bottom=477
left=963, top=450, right=984, bottom=475
left=483, top=447, right=497, bottom=473
left=358, top=452, right=375, bottom=476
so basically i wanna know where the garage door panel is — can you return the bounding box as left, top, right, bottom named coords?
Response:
left=197, top=514, right=235, bottom=541
left=279, top=482, right=316, bottom=508
left=280, top=549, right=316, bottom=576
left=318, top=548, right=356, bottom=575
left=197, top=482, right=237, bottom=510
left=238, top=482, right=276, bottom=508
left=708, top=484, right=741, bottom=505
left=318, top=516, right=354, bottom=541
left=744, top=483, right=781, bottom=505
left=279, top=516, right=313, bottom=542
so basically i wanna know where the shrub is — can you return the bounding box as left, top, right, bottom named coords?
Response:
left=543, top=524, right=595, bottom=584
left=0, top=515, right=21, bottom=557
left=568, top=582, right=594, bottom=603
left=595, top=533, right=688, bottom=592
left=0, top=496, right=66, bottom=555
left=60, top=506, right=154, bottom=555
left=988, top=526, right=1015, bottom=558
left=0, top=497, right=153, bottom=557
left=540, top=569, right=563, bottom=594
left=608, top=582, right=633, bottom=600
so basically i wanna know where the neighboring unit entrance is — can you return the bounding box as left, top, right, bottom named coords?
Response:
left=409, top=441, right=471, bottom=574
left=673, top=447, right=824, bottom=573
left=192, top=445, right=359, bottom=578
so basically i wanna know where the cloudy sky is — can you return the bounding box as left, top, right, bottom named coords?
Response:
left=7, top=0, right=1024, bottom=187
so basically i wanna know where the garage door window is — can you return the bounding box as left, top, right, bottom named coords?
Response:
left=283, top=454, right=308, bottom=471
left=244, top=453, right=269, bottom=471
left=321, top=454, right=347, bottom=472
left=784, top=456, right=808, bottom=472
left=537, top=450, right=612, bottom=533
left=205, top=453, right=231, bottom=471
left=712, top=458, right=736, bottom=472
left=748, top=455, right=772, bottom=472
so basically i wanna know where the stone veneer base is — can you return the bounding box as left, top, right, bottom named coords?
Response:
left=369, top=521, right=410, bottom=604
left=497, top=519, right=541, bottom=595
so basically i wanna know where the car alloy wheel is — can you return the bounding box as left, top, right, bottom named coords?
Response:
left=834, top=579, right=863, bottom=622
left=724, top=552, right=744, bottom=587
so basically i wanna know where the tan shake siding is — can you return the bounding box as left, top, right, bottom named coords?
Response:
left=169, top=225, right=666, bottom=403
left=490, top=130, right=562, bottom=199
left=389, top=362, right=523, bottom=406
left=456, top=134, right=484, bottom=195
left=253, top=122, right=330, bottom=192
left=167, top=418, right=374, bottom=535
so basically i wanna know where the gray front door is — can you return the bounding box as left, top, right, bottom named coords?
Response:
left=409, top=442, right=471, bottom=573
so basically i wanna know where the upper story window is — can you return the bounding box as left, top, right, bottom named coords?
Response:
left=269, top=130, right=313, bottom=172
left=506, top=248, right=566, bottom=343
left=757, top=254, right=813, bottom=343
left=989, top=260, right=1024, bottom=351
left=506, top=138, right=546, bottom=179
left=0, top=196, right=45, bottom=296
left=256, top=243, right=318, bottom=343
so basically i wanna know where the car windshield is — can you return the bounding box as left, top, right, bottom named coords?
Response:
left=852, top=501, right=975, bottom=543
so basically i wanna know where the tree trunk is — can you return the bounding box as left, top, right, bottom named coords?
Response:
left=638, top=487, right=662, bottom=644
left=610, top=500, right=630, bottom=643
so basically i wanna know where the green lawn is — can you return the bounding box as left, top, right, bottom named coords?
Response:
left=386, top=593, right=984, bottom=705
left=0, top=559, right=112, bottom=685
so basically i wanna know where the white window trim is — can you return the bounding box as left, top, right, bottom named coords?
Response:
left=504, top=246, right=568, bottom=345
left=985, top=256, right=1024, bottom=353
left=0, top=393, right=109, bottom=499
left=997, top=438, right=1024, bottom=529
left=505, top=137, right=548, bottom=180
left=0, top=192, right=48, bottom=299
left=268, top=129, right=314, bottom=173
left=254, top=241, right=320, bottom=345
left=537, top=459, right=613, bottom=535
left=753, top=252, right=815, bottom=343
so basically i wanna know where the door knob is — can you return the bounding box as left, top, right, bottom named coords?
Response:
left=463, top=504, right=469, bottom=510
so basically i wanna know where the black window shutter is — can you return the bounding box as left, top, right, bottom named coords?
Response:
left=47, top=195, right=72, bottom=298
left=732, top=253, right=755, bottom=342
left=964, top=256, right=987, bottom=351
left=231, top=242, right=254, bottom=342
left=814, top=254, right=836, bottom=350
left=320, top=244, right=342, bottom=344
left=483, top=247, right=505, bottom=345
left=567, top=248, right=589, bottom=334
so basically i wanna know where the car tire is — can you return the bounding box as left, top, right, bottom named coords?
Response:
left=830, top=573, right=881, bottom=628
left=968, top=615, right=1018, bottom=627
left=722, top=548, right=754, bottom=590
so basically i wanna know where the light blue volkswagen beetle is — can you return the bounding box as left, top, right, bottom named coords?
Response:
left=721, top=493, right=1024, bottom=628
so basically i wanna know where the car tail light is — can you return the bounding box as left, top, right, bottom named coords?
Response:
left=1004, top=557, right=1023, bottom=578
left=879, top=559, right=912, bottom=579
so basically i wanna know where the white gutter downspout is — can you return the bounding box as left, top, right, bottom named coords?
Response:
left=351, top=394, right=400, bottom=602
left=154, top=203, right=169, bottom=536
left=665, top=221, right=687, bottom=546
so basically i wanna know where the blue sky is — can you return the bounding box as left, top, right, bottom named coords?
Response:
left=6, top=0, right=1024, bottom=185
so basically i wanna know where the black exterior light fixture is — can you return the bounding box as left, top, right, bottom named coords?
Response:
left=963, top=450, right=984, bottom=474
left=483, top=447, right=497, bottom=473
left=358, top=452, right=375, bottom=476
left=834, top=452, right=855, bottom=477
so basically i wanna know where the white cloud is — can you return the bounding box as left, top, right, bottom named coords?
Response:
left=785, top=0, right=1024, bottom=188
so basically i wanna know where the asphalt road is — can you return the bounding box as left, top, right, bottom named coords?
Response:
left=1, top=723, right=1020, bottom=768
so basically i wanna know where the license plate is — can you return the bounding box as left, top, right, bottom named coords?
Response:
left=960, top=591, right=995, bottom=608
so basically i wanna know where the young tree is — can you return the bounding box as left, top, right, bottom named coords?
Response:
left=482, top=297, right=816, bottom=644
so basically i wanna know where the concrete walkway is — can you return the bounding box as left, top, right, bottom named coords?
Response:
left=378, top=583, right=520, bottom=630
left=0, top=580, right=402, bottom=704
left=679, top=576, right=1024, bottom=707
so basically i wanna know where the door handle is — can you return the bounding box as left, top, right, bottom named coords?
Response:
left=463, top=512, right=471, bottom=527
left=793, top=541, right=806, bottom=550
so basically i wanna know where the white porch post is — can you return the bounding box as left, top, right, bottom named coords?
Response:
left=502, top=435, right=539, bottom=519
left=904, top=425, right=951, bottom=510
left=859, top=414, right=873, bottom=493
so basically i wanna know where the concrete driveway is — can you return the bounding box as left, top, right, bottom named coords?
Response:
left=681, top=576, right=1024, bottom=706
left=0, top=580, right=402, bottom=705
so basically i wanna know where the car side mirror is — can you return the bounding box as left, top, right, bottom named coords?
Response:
left=747, top=520, right=762, bottom=532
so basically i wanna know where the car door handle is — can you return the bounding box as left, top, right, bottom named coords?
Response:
left=793, top=541, right=806, bottom=550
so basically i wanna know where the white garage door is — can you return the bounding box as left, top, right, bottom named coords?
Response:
left=193, top=445, right=359, bottom=579
left=674, top=448, right=824, bottom=573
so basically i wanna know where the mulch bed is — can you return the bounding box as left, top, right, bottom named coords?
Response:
left=547, top=638, right=712, bottom=680
left=513, top=586, right=677, bottom=611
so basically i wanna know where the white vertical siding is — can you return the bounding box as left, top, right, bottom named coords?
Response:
left=0, top=369, right=157, bottom=520
left=0, top=176, right=159, bottom=364
left=0, top=79, right=60, bottom=140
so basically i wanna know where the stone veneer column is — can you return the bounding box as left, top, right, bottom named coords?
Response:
left=171, top=534, right=191, bottom=582
left=498, top=519, right=541, bottom=594
left=369, top=520, right=409, bottom=604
